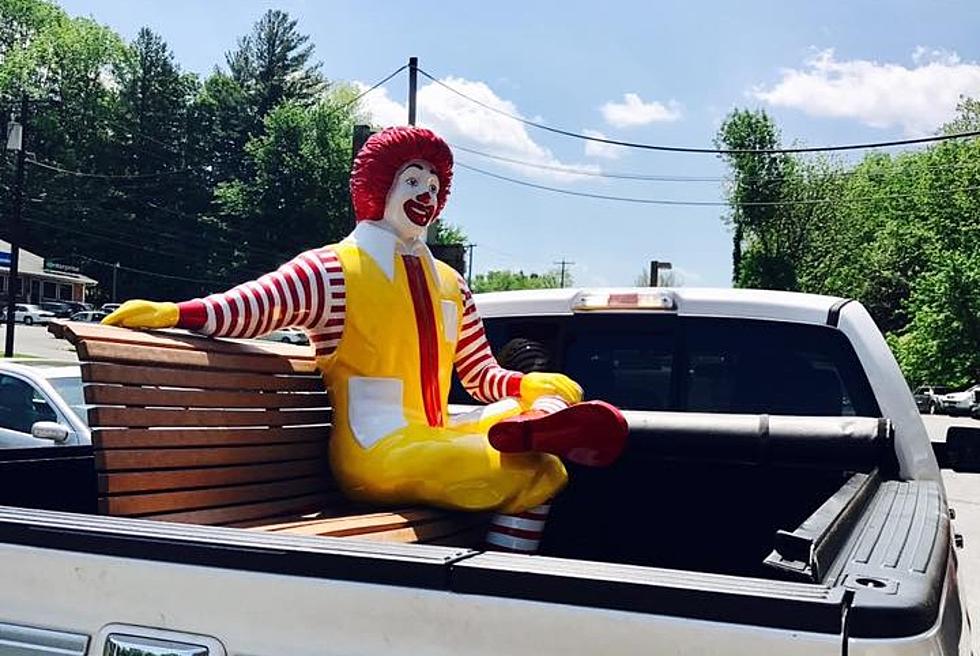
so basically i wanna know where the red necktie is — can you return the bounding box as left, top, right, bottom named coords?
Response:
left=402, top=255, right=442, bottom=427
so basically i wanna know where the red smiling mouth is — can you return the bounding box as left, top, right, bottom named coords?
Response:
left=403, top=198, right=435, bottom=226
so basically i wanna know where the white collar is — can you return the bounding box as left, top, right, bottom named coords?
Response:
left=343, top=221, right=439, bottom=281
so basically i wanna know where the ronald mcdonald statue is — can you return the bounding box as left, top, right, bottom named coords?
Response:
left=104, top=126, right=628, bottom=553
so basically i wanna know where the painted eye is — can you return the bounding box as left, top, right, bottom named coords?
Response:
left=429, top=184, right=437, bottom=194
left=406, top=177, right=419, bottom=187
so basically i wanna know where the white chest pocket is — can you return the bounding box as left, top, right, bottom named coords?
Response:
left=347, top=377, right=408, bottom=449
left=441, top=300, right=459, bottom=344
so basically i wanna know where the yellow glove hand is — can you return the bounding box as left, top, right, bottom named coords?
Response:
left=520, top=371, right=584, bottom=406
left=101, top=300, right=179, bottom=329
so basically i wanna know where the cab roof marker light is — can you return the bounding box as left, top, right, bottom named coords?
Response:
left=572, top=291, right=677, bottom=312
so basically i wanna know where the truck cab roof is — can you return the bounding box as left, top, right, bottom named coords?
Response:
left=474, top=286, right=846, bottom=325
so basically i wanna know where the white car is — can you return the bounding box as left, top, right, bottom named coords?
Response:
left=0, top=360, right=89, bottom=448
left=258, top=327, right=310, bottom=345
left=938, top=384, right=980, bottom=416
left=69, top=310, right=108, bottom=323
left=0, top=304, right=56, bottom=326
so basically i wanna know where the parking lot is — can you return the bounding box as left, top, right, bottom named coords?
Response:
left=0, top=322, right=79, bottom=361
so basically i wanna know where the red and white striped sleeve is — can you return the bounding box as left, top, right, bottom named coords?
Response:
left=176, top=247, right=347, bottom=358
left=453, top=274, right=523, bottom=403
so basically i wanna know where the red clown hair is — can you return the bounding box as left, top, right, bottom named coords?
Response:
left=350, top=126, right=454, bottom=222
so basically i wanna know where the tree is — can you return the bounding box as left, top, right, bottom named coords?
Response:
left=213, top=91, right=356, bottom=275
left=471, top=269, right=568, bottom=293
left=114, top=27, right=191, bottom=174
left=433, top=221, right=467, bottom=246
left=715, top=109, right=799, bottom=290
left=889, top=251, right=980, bottom=387
left=225, top=10, right=325, bottom=127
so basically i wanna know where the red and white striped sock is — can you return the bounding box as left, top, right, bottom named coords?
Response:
left=485, top=503, right=551, bottom=554
left=530, top=395, right=569, bottom=415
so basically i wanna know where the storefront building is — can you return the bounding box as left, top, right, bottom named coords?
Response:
left=0, top=240, right=97, bottom=304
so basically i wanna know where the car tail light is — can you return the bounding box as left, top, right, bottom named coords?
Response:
left=573, top=290, right=676, bottom=312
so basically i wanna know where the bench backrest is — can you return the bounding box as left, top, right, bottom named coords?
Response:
left=60, top=323, right=337, bottom=526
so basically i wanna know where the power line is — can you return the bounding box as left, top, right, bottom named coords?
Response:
left=78, top=255, right=239, bottom=287
left=419, top=67, right=980, bottom=155
left=456, top=160, right=980, bottom=207
left=337, top=64, right=408, bottom=117
left=451, top=141, right=980, bottom=184
left=27, top=157, right=198, bottom=181
left=450, top=142, right=721, bottom=181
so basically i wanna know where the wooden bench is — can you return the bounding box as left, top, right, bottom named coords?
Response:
left=54, top=322, right=487, bottom=546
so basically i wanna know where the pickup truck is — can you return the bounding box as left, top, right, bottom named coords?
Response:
left=0, top=287, right=978, bottom=655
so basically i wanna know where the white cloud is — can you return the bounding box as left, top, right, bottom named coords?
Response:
left=752, top=48, right=980, bottom=135
left=354, top=77, right=600, bottom=182
left=600, top=93, right=682, bottom=128
left=582, top=129, right=622, bottom=159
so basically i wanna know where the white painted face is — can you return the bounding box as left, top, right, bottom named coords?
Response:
left=381, top=159, right=441, bottom=241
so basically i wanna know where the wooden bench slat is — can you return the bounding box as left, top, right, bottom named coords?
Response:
left=62, top=323, right=315, bottom=360
left=78, top=341, right=316, bottom=374
left=100, top=476, right=329, bottom=516
left=143, top=493, right=340, bottom=525
left=90, top=407, right=330, bottom=428
left=350, top=519, right=481, bottom=544
left=85, top=385, right=329, bottom=409
left=426, top=522, right=491, bottom=546
left=96, top=442, right=327, bottom=470
left=93, top=427, right=326, bottom=449
left=255, top=508, right=444, bottom=534
left=82, top=362, right=322, bottom=392
left=99, top=460, right=330, bottom=494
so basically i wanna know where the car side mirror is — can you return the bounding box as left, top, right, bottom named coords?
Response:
left=934, top=426, right=980, bottom=473
left=30, top=421, right=70, bottom=444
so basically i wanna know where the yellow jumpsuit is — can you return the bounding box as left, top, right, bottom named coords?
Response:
left=321, top=241, right=567, bottom=514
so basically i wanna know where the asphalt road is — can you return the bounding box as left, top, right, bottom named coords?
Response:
left=923, top=413, right=980, bottom=651
left=2, top=326, right=980, bottom=645
left=0, top=322, right=79, bottom=361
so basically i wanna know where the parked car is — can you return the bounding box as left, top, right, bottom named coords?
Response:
left=39, top=301, right=73, bottom=318
left=938, top=384, right=980, bottom=416
left=913, top=384, right=948, bottom=414
left=0, top=360, right=89, bottom=448
left=0, top=304, right=56, bottom=325
left=100, top=303, right=122, bottom=313
left=69, top=310, right=108, bottom=323
left=257, top=326, right=310, bottom=345
left=64, top=301, right=93, bottom=314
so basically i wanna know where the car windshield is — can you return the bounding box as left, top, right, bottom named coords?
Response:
left=47, top=376, right=89, bottom=427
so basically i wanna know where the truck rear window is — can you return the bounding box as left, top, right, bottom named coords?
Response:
left=461, top=314, right=880, bottom=417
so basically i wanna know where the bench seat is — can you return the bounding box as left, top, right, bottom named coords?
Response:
left=56, top=322, right=486, bottom=546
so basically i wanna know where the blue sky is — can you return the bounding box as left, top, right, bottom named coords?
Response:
left=59, top=0, right=980, bottom=287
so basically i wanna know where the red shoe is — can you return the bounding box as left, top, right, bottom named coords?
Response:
left=488, top=401, right=628, bottom=467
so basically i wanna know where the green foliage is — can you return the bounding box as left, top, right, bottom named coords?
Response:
left=225, top=9, right=325, bottom=125
left=471, top=269, right=568, bottom=293
left=214, top=92, right=354, bottom=273
left=0, top=1, right=361, bottom=303
left=433, top=221, right=467, bottom=246
left=717, top=101, right=980, bottom=386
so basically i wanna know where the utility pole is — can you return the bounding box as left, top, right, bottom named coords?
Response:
left=4, top=95, right=28, bottom=358
left=466, top=243, right=476, bottom=287
left=349, top=124, right=374, bottom=231
left=112, top=262, right=120, bottom=303
left=554, top=259, right=574, bottom=288
left=649, top=260, right=673, bottom=286
left=407, top=56, right=418, bottom=126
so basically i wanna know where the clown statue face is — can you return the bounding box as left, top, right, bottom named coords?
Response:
left=382, top=159, right=441, bottom=242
